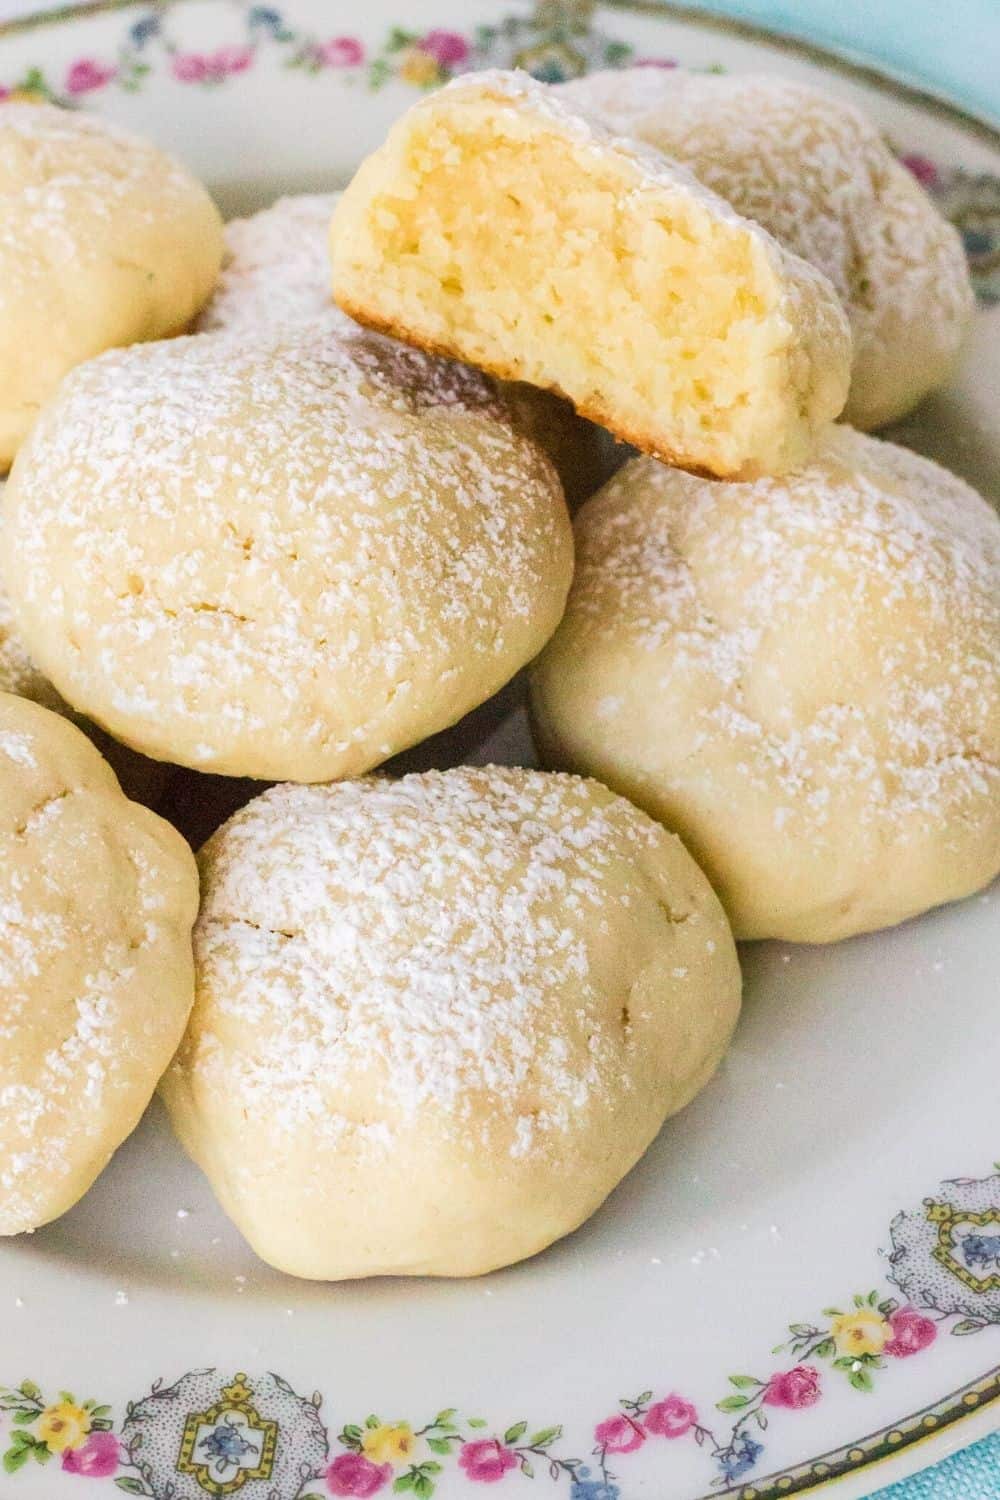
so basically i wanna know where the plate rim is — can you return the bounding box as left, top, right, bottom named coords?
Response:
left=0, top=3, right=997, bottom=1497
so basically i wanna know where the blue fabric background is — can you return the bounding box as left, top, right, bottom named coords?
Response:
left=873, top=1429, right=1000, bottom=1498
left=689, top=0, right=1000, bottom=124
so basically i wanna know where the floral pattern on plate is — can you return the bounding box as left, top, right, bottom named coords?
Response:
left=1, top=0, right=997, bottom=308
left=1, top=1166, right=997, bottom=1499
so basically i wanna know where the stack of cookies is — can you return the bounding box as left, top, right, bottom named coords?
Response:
left=0, top=69, right=995, bottom=1280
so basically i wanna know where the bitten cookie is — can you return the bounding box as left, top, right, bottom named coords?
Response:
left=1, top=326, right=572, bottom=781
left=557, top=70, right=973, bottom=430
left=531, top=429, right=1000, bottom=942
left=0, top=102, right=223, bottom=470
left=198, top=190, right=617, bottom=507
left=330, top=70, right=851, bottom=479
left=161, top=767, right=741, bottom=1279
left=0, top=693, right=198, bottom=1234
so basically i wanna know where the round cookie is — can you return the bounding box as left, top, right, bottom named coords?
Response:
left=0, top=692, right=198, bottom=1235
left=0, top=478, right=169, bottom=806
left=1, top=325, right=573, bottom=781
left=557, top=70, right=973, bottom=430
left=197, top=191, right=617, bottom=507
left=530, top=429, right=1000, bottom=943
left=0, top=102, right=223, bottom=471
left=161, top=766, right=741, bottom=1279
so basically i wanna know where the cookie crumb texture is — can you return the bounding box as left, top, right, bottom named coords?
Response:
left=0, top=325, right=572, bottom=781
left=557, top=70, right=973, bottom=431
left=531, top=428, right=1000, bottom=942
left=330, top=70, right=851, bottom=480
left=0, top=102, right=223, bottom=471
left=162, top=767, right=741, bottom=1279
left=0, top=694, right=198, bottom=1235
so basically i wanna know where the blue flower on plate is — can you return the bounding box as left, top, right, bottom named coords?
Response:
left=248, top=6, right=284, bottom=29
left=570, top=1465, right=620, bottom=1500
left=129, top=15, right=160, bottom=47
left=717, top=1433, right=764, bottom=1483
left=198, top=1420, right=255, bottom=1465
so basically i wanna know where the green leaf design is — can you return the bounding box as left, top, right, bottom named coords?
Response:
left=814, top=1339, right=836, bottom=1359
left=728, top=1376, right=760, bottom=1389
left=467, top=1418, right=488, bottom=1429
left=11, top=1410, right=36, bottom=1425
left=426, top=1439, right=452, bottom=1456
left=716, top=1395, right=750, bottom=1412
left=822, top=1308, right=843, bottom=1318
left=32, top=1444, right=51, bottom=1466
left=788, top=1324, right=813, bottom=1337
left=365, top=1416, right=381, bottom=1429
left=434, top=1410, right=456, bottom=1426
left=521, top=1459, right=535, bottom=1478
left=58, top=1391, right=75, bottom=1405
left=115, top=1481, right=148, bottom=1495
left=635, top=1391, right=653, bottom=1404
left=753, top=1409, right=768, bottom=1431
left=90, top=1405, right=113, bottom=1420
left=393, top=1476, right=414, bottom=1494
left=7, top=1431, right=32, bottom=1450
left=2, top=1448, right=30, bottom=1475
left=852, top=1295, right=866, bottom=1309
left=833, top=1357, right=857, bottom=1370
left=952, top=1319, right=986, bottom=1336
left=849, top=1368, right=875, bottom=1393
left=18, top=1382, right=40, bottom=1402
left=342, top=1425, right=364, bottom=1444
left=867, top=1290, right=880, bottom=1307
left=529, top=1428, right=561, bottom=1448
left=421, top=1463, right=443, bottom=1476
left=504, top=1422, right=527, bottom=1444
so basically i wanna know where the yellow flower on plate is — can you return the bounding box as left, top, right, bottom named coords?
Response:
left=830, top=1309, right=890, bottom=1357
left=5, top=89, right=46, bottom=104
left=361, top=1423, right=416, bottom=1465
left=399, top=50, right=440, bottom=87
left=37, top=1401, right=91, bottom=1454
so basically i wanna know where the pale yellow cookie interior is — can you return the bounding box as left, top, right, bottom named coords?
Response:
left=331, top=70, right=851, bottom=479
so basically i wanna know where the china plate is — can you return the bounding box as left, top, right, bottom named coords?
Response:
left=0, top=4, right=998, bottom=1499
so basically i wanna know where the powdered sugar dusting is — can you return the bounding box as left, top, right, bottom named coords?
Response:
left=568, top=427, right=999, bottom=829
left=0, top=482, right=66, bottom=712
left=557, top=70, right=972, bottom=377
left=3, top=324, right=567, bottom=777
left=184, top=768, right=668, bottom=1155
left=196, top=192, right=348, bottom=336
left=0, top=101, right=206, bottom=260
left=0, top=696, right=196, bottom=1234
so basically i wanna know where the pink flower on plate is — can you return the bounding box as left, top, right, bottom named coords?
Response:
left=644, top=1395, right=697, bottom=1439
left=319, top=36, right=364, bottom=68
left=65, top=58, right=116, bottom=94
left=326, top=1453, right=392, bottom=1497
left=458, top=1440, right=520, bottom=1482
left=418, top=29, right=470, bottom=67
left=593, top=1414, right=645, bottom=1454
left=211, top=44, right=254, bottom=75
left=61, top=1432, right=120, bottom=1478
left=0, top=85, right=9, bottom=100
left=633, top=57, right=677, bottom=69
left=885, top=1306, right=938, bottom=1358
left=763, top=1366, right=821, bottom=1410
left=900, top=152, right=939, bottom=189
left=172, top=52, right=209, bottom=83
